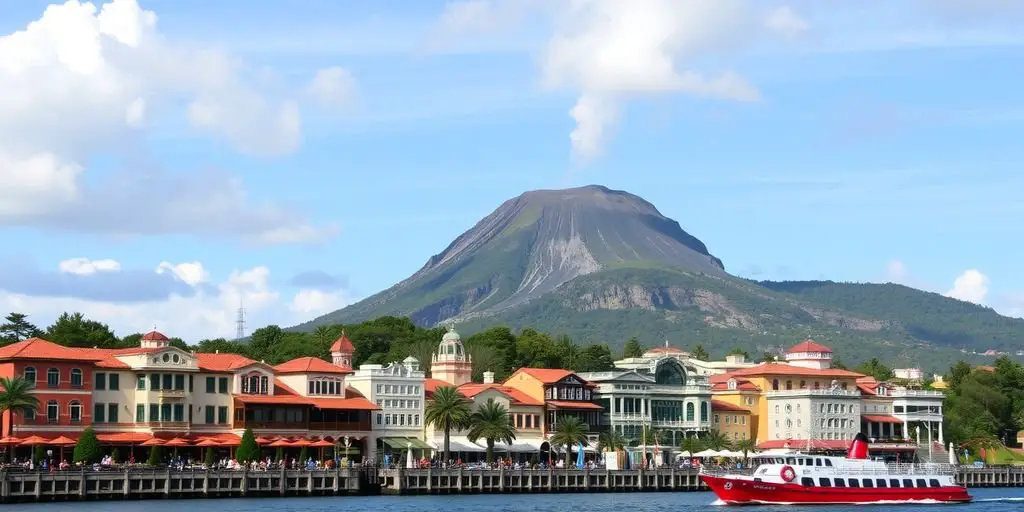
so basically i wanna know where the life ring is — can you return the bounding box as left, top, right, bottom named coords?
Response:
left=780, top=465, right=796, bottom=482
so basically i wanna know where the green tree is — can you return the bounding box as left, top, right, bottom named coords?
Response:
left=0, top=376, right=39, bottom=440
left=679, top=435, right=704, bottom=455
left=727, top=348, right=750, bottom=359
left=759, top=352, right=777, bottom=363
left=45, top=312, right=118, bottom=348
left=690, top=344, right=710, bottom=360
left=424, top=386, right=473, bottom=463
left=236, top=428, right=260, bottom=463
left=573, top=344, right=615, bottom=372
left=248, top=325, right=284, bottom=362
left=275, top=447, right=284, bottom=461
left=597, top=430, right=627, bottom=453
left=734, top=438, right=756, bottom=463
left=549, top=416, right=588, bottom=463
left=466, top=398, right=516, bottom=463
left=73, top=427, right=102, bottom=463
left=0, top=313, right=42, bottom=344
left=298, top=445, right=308, bottom=462
left=33, top=444, right=45, bottom=464
left=831, top=357, right=848, bottom=370
left=622, top=337, right=644, bottom=358
left=147, top=446, right=162, bottom=465
left=110, top=448, right=121, bottom=463
left=948, top=361, right=972, bottom=388
left=204, top=447, right=215, bottom=466
left=856, top=358, right=894, bottom=381
left=703, top=429, right=732, bottom=451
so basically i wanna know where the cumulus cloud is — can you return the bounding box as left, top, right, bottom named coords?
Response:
left=0, top=258, right=355, bottom=341
left=945, top=269, right=990, bottom=304
left=304, top=67, right=357, bottom=110
left=436, top=0, right=799, bottom=162
left=0, top=0, right=342, bottom=243
left=59, top=258, right=121, bottom=276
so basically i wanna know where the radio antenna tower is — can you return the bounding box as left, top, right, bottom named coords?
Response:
left=235, top=300, right=246, bottom=340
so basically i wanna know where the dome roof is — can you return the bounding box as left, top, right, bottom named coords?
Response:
left=441, top=322, right=461, bottom=342
left=141, top=330, right=169, bottom=341
left=331, top=331, right=354, bottom=353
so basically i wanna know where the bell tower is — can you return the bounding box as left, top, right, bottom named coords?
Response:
left=430, top=322, right=473, bottom=387
left=331, top=331, right=355, bottom=370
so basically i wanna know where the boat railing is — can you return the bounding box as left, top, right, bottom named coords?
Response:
left=700, top=463, right=958, bottom=478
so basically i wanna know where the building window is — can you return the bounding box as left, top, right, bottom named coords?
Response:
left=95, top=373, right=106, bottom=390
left=70, top=369, right=83, bottom=388
left=150, top=373, right=160, bottom=390
left=23, top=407, right=35, bottom=421
left=174, top=374, right=185, bottom=390
left=173, top=404, right=184, bottom=422
left=137, top=376, right=146, bottom=390
left=785, top=380, right=793, bottom=390
left=109, top=373, right=120, bottom=390
left=47, top=368, right=60, bottom=388
left=47, top=400, right=58, bottom=423
left=136, top=405, right=145, bottom=422
left=205, top=406, right=216, bottom=424
left=218, top=406, right=228, bottom=424
left=94, top=403, right=105, bottom=423
left=23, top=367, right=36, bottom=383
left=700, top=402, right=708, bottom=422
left=108, top=403, right=119, bottom=423
left=149, top=403, right=159, bottom=421
left=206, top=377, right=216, bottom=393
left=686, top=402, right=695, bottom=421
left=772, top=379, right=779, bottom=391
left=69, top=401, right=82, bottom=422
left=218, top=377, right=228, bottom=394
left=162, top=374, right=172, bottom=390
left=161, top=403, right=171, bottom=421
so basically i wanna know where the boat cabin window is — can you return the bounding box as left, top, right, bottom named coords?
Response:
left=889, top=479, right=901, bottom=488
left=804, top=458, right=814, bottom=466
left=862, top=479, right=874, bottom=488
left=929, top=479, right=941, bottom=488
left=786, top=457, right=796, bottom=465
left=916, top=479, right=927, bottom=488
left=833, top=478, right=846, bottom=488
left=823, top=459, right=832, bottom=467
left=801, top=477, right=815, bottom=487
left=903, top=479, right=914, bottom=488
left=818, top=478, right=831, bottom=487
left=848, top=479, right=860, bottom=488
left=815, top=458, right=823, bottom=467
left=876, top=479, right=887, bottom=488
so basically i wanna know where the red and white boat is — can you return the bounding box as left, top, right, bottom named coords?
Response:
left=701, top=434, right=970, bottom=505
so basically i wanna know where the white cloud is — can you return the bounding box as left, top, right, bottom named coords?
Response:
left=764, top=6, right=809, bottom=38
left=304, top=67, right=357, bottom=110
left=0, top=259, right=350, bottom=341
left=945, top=269, right=990, bottom=304
left=59, top=257, right=121, bottom=275
left=886, top=259, right=909, bottom=283
left=437, top=0, right=792, bottom=162
left=0, top=0, right=340, bottom=242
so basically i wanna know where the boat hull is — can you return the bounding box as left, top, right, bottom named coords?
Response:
left=702, top=475, right=971, bottom=505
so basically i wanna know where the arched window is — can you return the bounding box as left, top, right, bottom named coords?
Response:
left=772, top=379, right=779, bottom=391
left=686, top=402, right=695, bottom=422
left=69, top=401, right=82, bottom=422
left=46, top=368, right=60, bottom=388
left=242, top=372, right=267, bottom=395
left=785, top=380, right=793, bottom=390
left=654, top=360, right=686, bottom=386
left=700, top=402, right=708, bottom=422
left=23, top=367, right=36, bottom=383
left=46, top=400, right=59, bottom=422
left=70, top=369, right=83, bottom=388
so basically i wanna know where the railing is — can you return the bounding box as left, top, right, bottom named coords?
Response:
left=890, top=390, right=945, bottom=398
left=702, top=463, right=958, bottom=478
left=765, top=389, right=861, bottom=397
left=157, top=389, right=187, bottom=399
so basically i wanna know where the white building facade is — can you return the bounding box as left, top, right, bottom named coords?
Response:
left=345, top=356, right=429, bottom=459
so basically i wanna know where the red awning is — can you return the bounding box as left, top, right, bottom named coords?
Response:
left=863, top=415, right=902, bottom=424
left=546, top=400, right=603, bottom=410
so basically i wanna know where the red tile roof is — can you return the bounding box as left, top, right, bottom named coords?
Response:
left=0, top=338, right=107, bottom=362
left=330, top=332, right=354, bottom=353
left=423, top=378, right=452, bottom=397
left=711, top=400, right=750, bottom=413
left=456, top=383, right=544, bottom=406
left=141, top=330, right=169, bottom=341
left=786, top=339, right=833, bottom=354
left=195, top=352, right=261, bottom=372
left=508, top=368, right=596, bottom=387
left=273, top=357, right=351, bottom=375
left=645, top=346, right=689, bottom=355
left=306, top=397, right=379, bottom=410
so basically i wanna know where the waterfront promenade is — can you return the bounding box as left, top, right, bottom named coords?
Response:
left=2, top=465, right=1024, bottom=502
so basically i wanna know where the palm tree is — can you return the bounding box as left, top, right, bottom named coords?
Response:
left=703, top=429, right=733, bottom=451
left=424, top=386, right=472, bottom=464
left=597, top=430, right=626, bottom=454
left=466, top=398, right=516, bottom=463
left=549, top=416, right=588, bottom=464
left=679, top=435, right=704, bottom=456
left=0, top=377, right=38, bottom=459
left=734, top=438, right=757, bottom=464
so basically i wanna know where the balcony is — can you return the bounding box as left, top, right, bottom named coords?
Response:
left=309, top=421, right=371, bottom=432
left=765, top=389, right=861, bottom=398
left=157, top=389, right=188, bottom=399
left=890, top=389, right=945, bottom=398
left=136, top=421, right=190, bottom=431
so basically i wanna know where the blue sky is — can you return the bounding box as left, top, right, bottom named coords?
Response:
left=0, top=0, right=1022, bottom=341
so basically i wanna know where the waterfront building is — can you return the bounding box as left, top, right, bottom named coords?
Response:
left=710, top=400, right=752, bottom=443
left=501, top=367, right=603, bottom=451
left=431, top=323, right=473, bottom=388
left=614, top=343, right=758, bottom=377
left=579, top=356, right=712, bottom=446
left=455, top=371, right=547, bottom=458
left=346, top=355, right=430, bottom=460
left=893, top=368, right=924, bottom=381
left=0, top=331, right=378, bottom=458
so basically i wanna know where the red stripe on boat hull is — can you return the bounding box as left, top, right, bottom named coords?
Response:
left=702, top=475, right=971, bottom=505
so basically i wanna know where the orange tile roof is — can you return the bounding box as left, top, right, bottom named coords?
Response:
left=346, top=386, right=365, bottom=398
left=513, top=368, right=572, bottom=383
left=456, top=383, right=544, bottom=406
left=0, top=338, right=107, bottom=362
left=306, top=397, right=379, bottom=410
left=645, top=346, right=689, bottom=355
left=423, top=378, right=452, bottom=394
left=195, top=352, right=261, bottom=372
left=786, top=338, right=833, bottom=354
left=546, top=400, right=603, bottom=410
left=330, top=332, right=354, bottom=353
left=273, top=356, right=351, bottom=375
left=719, top=363, right=863, bottom=379
left=711, top=400, right=750, bottom=413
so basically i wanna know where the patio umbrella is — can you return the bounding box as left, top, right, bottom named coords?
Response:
left=291, top=438, right=312, bottom=447
left=19, top=435, right=49, bottom=445
left=49, top=435, right=76, bottom=462
left=195, top=439, right=221, bottom=447
left=164, top=438, right=190, bottom=447
left=0, top=436, right=21, bottom=462
left=310, top=439, right=332, bottom=461
left=255, top=437, right=273, bottom=445
left=141, top=438, right=166, bottom=446
left=268, top=439, right=293, bottom=447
